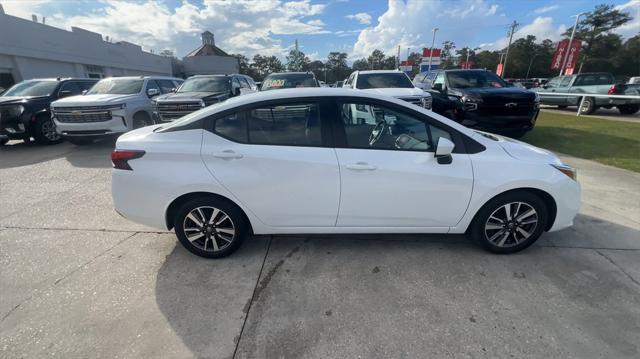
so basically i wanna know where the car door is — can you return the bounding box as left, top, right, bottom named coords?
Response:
left=554, top=76, right=574, bottom=105
left=332, top=99, right=473, bottom=229
left=200, top=100, right=340, bottom=227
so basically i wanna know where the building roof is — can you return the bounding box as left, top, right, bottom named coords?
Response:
left=185, top=31, right=231, bottom=57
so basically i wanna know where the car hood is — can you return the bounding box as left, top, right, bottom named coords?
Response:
left=480, top=131, right=562, bottom=165
left=155, top=91, right=228, bottom=102
left=0, top=96, right=48, bottom=105
left=360, top=87, right=428, bottom=97
left=451, top=87, right=535, bottom=102
left=52, top=94, right=139, bottom=107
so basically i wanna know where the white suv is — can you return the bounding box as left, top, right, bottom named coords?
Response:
left=344, top=70, right=432, bottom=110
left=51, top=76, right=182, bottom=145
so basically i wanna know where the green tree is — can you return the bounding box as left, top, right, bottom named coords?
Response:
left=286, top=49, right=311, bottom=72
left=440, top=41, right=456, bottom=69
left=251, top=54, right=284, bottom=81
left=367, top=49, right=386, bottom=70
left=308, top=60, right=326, bottom=81
left=407, top=51, right=423, bottom=75
left=352, top=58, right=370, bottom=71
left=326, top=52, right=351, bottom=82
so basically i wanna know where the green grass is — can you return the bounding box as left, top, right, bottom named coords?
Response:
left=522, top=111, right=640, bottom=172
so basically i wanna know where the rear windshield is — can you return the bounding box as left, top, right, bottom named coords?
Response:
left=261, top=74, right=317, bottom=91
left=355, top=73, right=414, bottom=89
left=87, top=79, right=143, bottom=95
left=2, top=80, right=58, bottom=97
left=179, top=77, right=230, bottom=93
left=447, top=71, right=506, bottom=89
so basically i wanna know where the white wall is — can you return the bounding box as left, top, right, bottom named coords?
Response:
left=0, top=11, right=172, bottom=81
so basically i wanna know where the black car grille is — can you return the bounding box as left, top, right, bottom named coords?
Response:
left=480, top=101, right=536, bottom=116
left=156, top=102, right=203, bottom=122
left=54, top=108, right=112, bottom=123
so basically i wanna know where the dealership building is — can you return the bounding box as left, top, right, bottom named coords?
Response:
left=0, top=5, right=172, bottom=89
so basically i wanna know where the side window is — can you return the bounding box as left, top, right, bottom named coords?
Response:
left=59, top=81, right=82, bottom=96
left=238, top=77, right=250, bottom=89
left=146, top=79, right=161, bottom=93
left=340, top=102, right=451, bottom=151
left=546, top=77, right=560, bottom=88
left=432, top=72, right=445, bottom=88
left=79, top=81, right=97, bottom=91
left=214, top=112, right=247, bottom=143
left=247, top=103, right=321, bottom=146
left=157, top=79, right=176, bottom=93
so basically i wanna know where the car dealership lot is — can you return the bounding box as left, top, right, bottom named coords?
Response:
left=1, top=141, right=639, bottom=358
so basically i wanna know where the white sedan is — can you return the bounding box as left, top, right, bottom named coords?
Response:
left=111, top=88, right=580, bottom=258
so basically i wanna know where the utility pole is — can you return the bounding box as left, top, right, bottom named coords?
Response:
left=502, top=20, right=518, bottom=78
left=525, top=53, right=538, bottom=79
left=396, top=45, right=401, bottom=69
left=428, top=27, right=439, bottom=72
left=559, top=12, right=585, bottom=76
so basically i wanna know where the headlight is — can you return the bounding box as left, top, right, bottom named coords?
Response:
left=461, top=94, right=482, bottom=111
left=107, top=103, right=126, bottom=110
left=551, top=164, right=577, bottom=181
left=7, top=105, right=25, bottom=117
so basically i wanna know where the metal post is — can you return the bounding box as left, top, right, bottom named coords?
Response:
left=559, top=13, right=584, bottom=76
left=502, top=21, right=518, bottom=78
left=428, top=28, right=439, bottom=72
left=525, top=54, right=538, bottom=79
left=576, top=96, right=586, bottom=116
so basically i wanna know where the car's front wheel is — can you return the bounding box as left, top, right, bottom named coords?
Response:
left=33, top=116, right=62, bottom=145
left=174, top=197, right=248, bottom=258
left=470, top=191, right=548, bottom=254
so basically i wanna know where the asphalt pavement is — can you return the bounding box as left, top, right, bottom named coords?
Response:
left=1, top=139, right=639, bottom=358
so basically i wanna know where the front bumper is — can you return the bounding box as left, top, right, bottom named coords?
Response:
left=548, top=177, right=581, bottom=232
left=461, top=107, right=539, bottom=133
left=0, top=113, right=29, bottom=139
left=53, top=110, right=130, bottom=138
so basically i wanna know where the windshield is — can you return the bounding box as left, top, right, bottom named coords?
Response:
left=87, top=79, right=143, bottom=95
left=178, top=77, right=230, bottom=93
left=2, top=80, right=58, bottom=97
left=261, top=74, right=317, bottom=90
left=447, top=71, right=506, bottom=89
left=356, top=73, right=414, bottom=89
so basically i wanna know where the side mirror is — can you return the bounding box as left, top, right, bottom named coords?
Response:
left=170, top=87, right=177, bottom=93
left=147, top=88, right=160, bottom=97
left=81, top=89, right=88, bottom=95
left=233, top=87, right=241, bottom=96
left=59, top=90, right=73, bottom=98
left=432, top=83, right=444, bottom=92
left=435, top=137, right=455, bottom=164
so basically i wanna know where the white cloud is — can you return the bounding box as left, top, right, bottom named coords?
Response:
left=351, top=0, right=509, bottom=59
left=2, top=0, right=329, bottom=59
left=534, top=5, right=559, bottom=15
left=614, top=0, right=640, bottom=39
left=482, top=17, right=566, bottom=50
left=346, top=12, right=372, bottom=25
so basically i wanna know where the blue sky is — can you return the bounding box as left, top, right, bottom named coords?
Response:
left=2, top=0, right=638, bottom=61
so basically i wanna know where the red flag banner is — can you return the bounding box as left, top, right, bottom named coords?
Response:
left=496, top=63, right=504, bottom=76
left=460, top=61, right=474, bottom=69
left=422, top=48, right=442, bottom=58
left=551, top=39, right=569, bottom=70
left=400, top=60, right=414, bottom=66
left=564, top=39, right=581, bottom=70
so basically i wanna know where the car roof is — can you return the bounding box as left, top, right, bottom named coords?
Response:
left=99, top=76, right=181, bottom=81
left=357, top=70, right=403, bottom=74
left=267, top=72, right=315, bottom=76
left=21, top=78, right=97, bottom=82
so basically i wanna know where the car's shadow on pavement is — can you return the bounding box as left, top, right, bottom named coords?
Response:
left=152, top=215, right=640, bottom=358
left=64, top=138, right=116, bottom=169
left=0, top=138, right=115, bottom=169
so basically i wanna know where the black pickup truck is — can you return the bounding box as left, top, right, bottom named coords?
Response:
left=0, top=78, right=97, bottom=145
left=415, top=69, right=539, bottom=138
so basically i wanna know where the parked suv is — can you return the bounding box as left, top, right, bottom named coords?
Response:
left=0, top=78, right=97, bottom=145
left=153, top=74, right=256, bottom=122
left=51, top=76, right=182, bottom=144
left=420, top=69, right=539, bottom=138
left=344, top=70, right=432, bottom=110
left=260, top=72, right=319, bottom=90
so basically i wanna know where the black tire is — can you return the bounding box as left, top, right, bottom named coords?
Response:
left=133, top=112, right=153, bottom=129
left=67, top=137, right=94, bottom=145
left=0, top=138, right=8, bottom=146
left=32, top=115, right=62, bottom=145
left=557, top=105, right=567, bottom=109
left=470, top=191, right=548, bottom=254
left=618, top=104, right=639, bottom=115
left=174, top=197, right=248, bottom=258
left=579, top=97, right=597, bottom=115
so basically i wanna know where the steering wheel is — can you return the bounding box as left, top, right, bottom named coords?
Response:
left=368, top=121, right=387, bottom=146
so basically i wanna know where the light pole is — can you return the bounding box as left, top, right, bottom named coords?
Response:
left=526, top=53, right=538, bottom=79
left=559, top=12, right=585, bottom=76
left=428, top=27, right=439, bottom=72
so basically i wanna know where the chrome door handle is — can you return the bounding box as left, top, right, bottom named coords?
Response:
left=345, top=162, right=377, bottom=171
left=212, top=150, right=243, bottom=159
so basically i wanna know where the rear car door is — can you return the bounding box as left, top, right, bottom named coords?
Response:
left=201, top=100, right=340, bottom=227
left=331, top=99, right=473, bottom=228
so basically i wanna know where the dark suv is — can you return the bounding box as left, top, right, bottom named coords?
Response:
left=415, top=69, right=539, bottom=138
left=260, top=72, right=319, bottom=91
left=0, top=78, right=97, bottom=145
left=153, top=74, right=257, bottom=122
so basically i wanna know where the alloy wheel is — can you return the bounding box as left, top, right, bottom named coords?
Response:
left=182, top=206, right=236, bottom=252
left=484, top=202, right=538, bottom=248
left=42, top=120, right=61, bottom=141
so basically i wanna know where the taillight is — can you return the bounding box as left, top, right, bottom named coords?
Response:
left=111, top=150, right=145, bottom=170
left=608, top=85, right=616, bottom=95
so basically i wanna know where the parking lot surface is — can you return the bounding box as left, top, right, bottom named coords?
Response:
left=1, top=139, right=639, bottom=358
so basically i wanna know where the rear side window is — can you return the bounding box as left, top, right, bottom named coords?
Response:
left=247, top=103, right=321, bottom=146
left=214, top=113, right=247, bottom=143
left=59, top=81, right=83, bottom=96
left=157, top=79, right=176, bottom=93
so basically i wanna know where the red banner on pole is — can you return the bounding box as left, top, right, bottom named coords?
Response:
left=496, top=63, right=503, bottom=76
left=564, top=39, right=581, bottom=70
left=422, top=48, right=442, bottom=58
left=460, top=61, right=474, bottom=69
left=551, top=39, right=569, bottom=70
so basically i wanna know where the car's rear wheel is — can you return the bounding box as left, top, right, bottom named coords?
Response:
left=174, top=198, right=248, bottom=258
left=470, top=191, right=548, bottom=254
left=618, top=104, right=639, bottom=115
left=32, top=116, right=62, bottom=145
left=133, top=112, right=153, bottom=129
